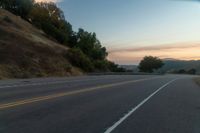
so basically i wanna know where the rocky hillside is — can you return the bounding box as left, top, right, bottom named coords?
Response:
left=0, top=9, right=82, bottom=79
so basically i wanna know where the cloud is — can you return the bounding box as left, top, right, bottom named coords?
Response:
left=108, top=42, right=200, bottom=53
left=35, top=0, right=63, bottom=3
left=107, top=42, right=200, bottom=64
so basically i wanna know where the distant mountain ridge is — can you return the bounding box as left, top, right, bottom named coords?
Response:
left=158, top=59, right=200, bottom=74
left=120, top=59, right=200, bottom=74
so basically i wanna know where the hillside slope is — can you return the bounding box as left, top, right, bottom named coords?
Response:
left=158, top=59, right=200, bottom=74
left=0, top=9, right=82, bottom=79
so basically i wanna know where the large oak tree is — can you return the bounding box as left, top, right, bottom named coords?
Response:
left=139, top=56, right=164, bottom=73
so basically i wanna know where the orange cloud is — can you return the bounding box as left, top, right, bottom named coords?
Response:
left=108, top=42, right=200, bottom=64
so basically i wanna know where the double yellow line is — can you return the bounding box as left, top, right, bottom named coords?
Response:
left=0, top=77, right=160, bottom=110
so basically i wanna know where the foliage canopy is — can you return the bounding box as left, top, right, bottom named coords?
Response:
left=139, top=56, right=164, bottom=73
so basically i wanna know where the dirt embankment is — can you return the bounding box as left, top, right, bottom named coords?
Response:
left=0, top=9, right=82, bottom=79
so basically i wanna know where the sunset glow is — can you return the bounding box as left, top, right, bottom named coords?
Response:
left=57, top=0, right=200, bottom=64
left=108, top=42, right=200, bottom=64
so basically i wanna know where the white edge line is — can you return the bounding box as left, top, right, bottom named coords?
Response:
left=104, top=78, right=178, bottom=133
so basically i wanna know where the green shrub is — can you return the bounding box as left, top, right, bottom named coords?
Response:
left=75, top=29, right=108, bottom=60
left=40, top=22, right=68, bottom=44
left=93, top=60, right=109, bottom=71
left=65, top=48, right=94, bottom=72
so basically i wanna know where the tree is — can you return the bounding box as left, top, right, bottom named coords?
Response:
left=0, top=0, right=34, bottom=19
left=106, top=61, right=126, bottom=72
left=138, top=56, right=164, bottom=73
left=75, top=28, right=108, bottom=60
left=187, top=69, right=196, bottom=75
left=66, top=48, right=94, bottom=72
left=178, top=69, right=186, bottom=74
left=0, top=0, right=119, bottom=73
left=29, top=2, right=73, bottom=45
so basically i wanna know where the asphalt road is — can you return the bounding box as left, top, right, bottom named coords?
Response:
left=0, top=74, right=200, bottom=133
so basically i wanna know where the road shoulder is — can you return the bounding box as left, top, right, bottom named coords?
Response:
left=193, top=77, right=200, bottom=87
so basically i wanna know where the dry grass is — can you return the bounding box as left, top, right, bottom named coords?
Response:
left=0, top=9, right=82, bottom=79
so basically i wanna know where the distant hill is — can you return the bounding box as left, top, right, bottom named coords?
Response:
left=0, top=9, right=82, bottom=79
left=120, top=59, right=200, bottom=74
left=158, top=59, right=200, bottom=74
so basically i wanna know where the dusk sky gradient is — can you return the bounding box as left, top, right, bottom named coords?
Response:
left=37, top=0, right=200, bottom=64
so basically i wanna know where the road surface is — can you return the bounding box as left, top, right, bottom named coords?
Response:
left=0, top=74, right=200, bottom=133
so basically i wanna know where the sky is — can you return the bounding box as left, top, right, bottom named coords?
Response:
left=37, top=0, right=200, bottom=65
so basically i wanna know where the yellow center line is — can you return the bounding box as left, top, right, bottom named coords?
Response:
left=0, top=77, right=161, bottom=110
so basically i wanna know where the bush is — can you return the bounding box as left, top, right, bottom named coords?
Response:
left=65, top=48, right=94, bottom=72
left=93, top=60, right=126, bottom=72
left=93, top=60, right=109, bottom=71
left=139, top=56, right=164, bottom=73
left=187, top=69, right=196, bottom=75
